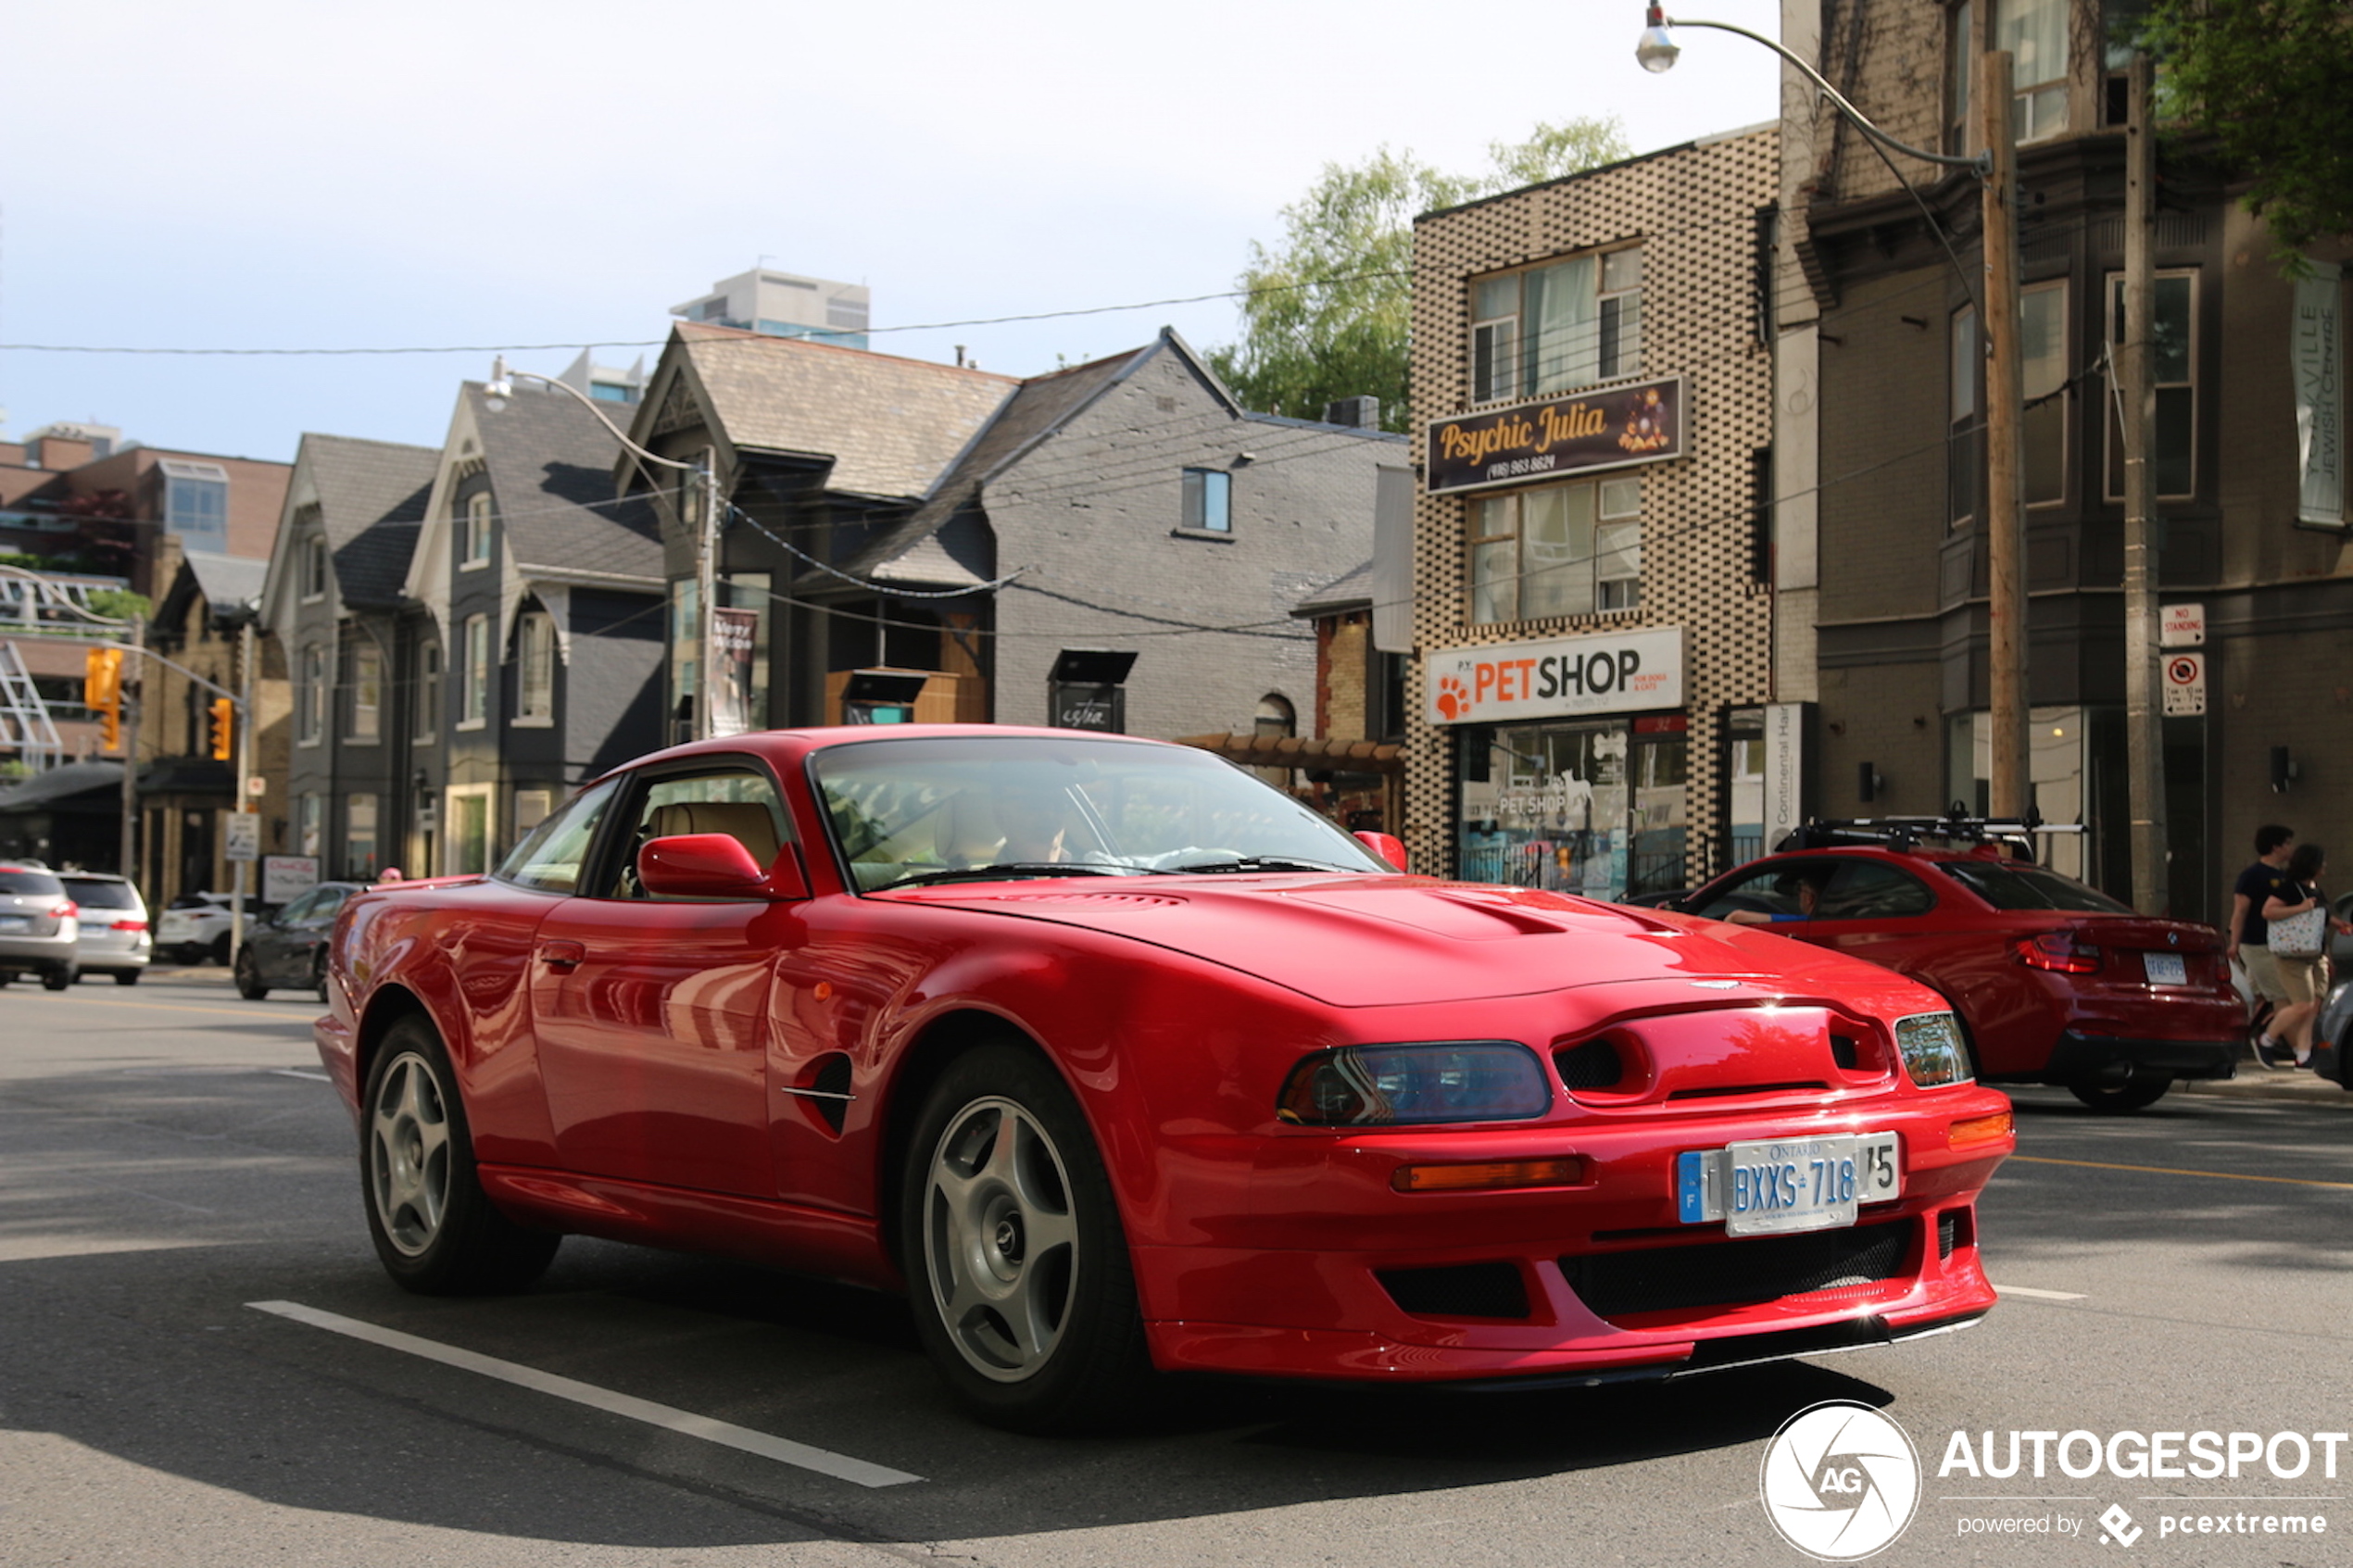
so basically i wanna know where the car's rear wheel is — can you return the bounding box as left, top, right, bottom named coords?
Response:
left=2068, top=1062, right=2173, bottom=1112
left=900, top=1041, right=1149, bottom=1433
left=234, top=947, right=269, bottom=1000
left=113, top=970, right=140, bottom=986
left=362, top=1016, right=560, bottom=1294
left=209, top=932, right=232, bottom=966
left=41, top=965, right=74, bottom=992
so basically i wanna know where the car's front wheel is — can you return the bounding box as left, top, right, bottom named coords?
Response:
left=2068, top=1062, right=2173, bottom=1112
left=900, top=1042, right=1149, bottom=1433
left=209, top=932, right=233, bottom=966
left=234, top=947, right=269, bottom=1000
left=362, top=1016, right=560, bottom=1294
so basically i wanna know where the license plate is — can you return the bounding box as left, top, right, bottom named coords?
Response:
left=0, top=915, right=27, bottom=933
left=2144, top=952, right=2187, bottom=986
left=1678, top=1132, right=1901, bottom=1236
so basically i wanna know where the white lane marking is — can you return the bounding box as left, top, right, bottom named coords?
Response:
left=246, top=1299, right=922, bottom=1488
left=1993, top=1284, right=2087, bottom=1301
left=267, top=1068, right=331, bottom=1082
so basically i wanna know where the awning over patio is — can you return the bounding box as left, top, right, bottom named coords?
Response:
left=1171, top=734, right=1404, bottom=774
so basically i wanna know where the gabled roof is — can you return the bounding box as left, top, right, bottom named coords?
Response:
left=647, top=322, right=1017, bottom=500
left=300, top=434, right=438, bottom=608
left=464, top=383, right=662, bottom=584
left=1291, top=558, right=1378, bottom=619
left=158, top=550, right=267, bottom=632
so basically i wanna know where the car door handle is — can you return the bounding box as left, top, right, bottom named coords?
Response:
left=538, top=940, right=585, bottom=970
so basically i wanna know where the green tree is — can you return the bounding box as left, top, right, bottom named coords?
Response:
left=2143, top=0, right=2353, bottom=260
left=1208, top=119, right=1632, bottom=432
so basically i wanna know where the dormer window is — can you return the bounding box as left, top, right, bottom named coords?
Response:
left=461, top=492, right=494, bottom=569
left=301, top=533, right=329, bottom=601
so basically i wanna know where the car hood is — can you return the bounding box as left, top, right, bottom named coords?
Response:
left=888, top=875, right=1851, bottom=1007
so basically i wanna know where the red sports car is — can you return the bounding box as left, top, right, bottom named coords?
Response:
left=317, top=727, right=2013, bottom=1431
left=1678, top=830, right=2244, bottom=1111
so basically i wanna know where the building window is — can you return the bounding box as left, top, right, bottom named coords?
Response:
left=462, top=614, right=489, bottom=726
left=1181, top=468, right=1231, bottom=533
left=2021, top=281, right=2069, bottom=506
left=346, top=795, right=378, bottom=879
left=1470, top=247, right=1642, bottom=405
left=298, top=644, right=326, bottom=745
left=413, top=639, right=441, bottom=742
left=160, top=461, right=231, bottom=551
left=299, top=793, right=323, bottom=859
left=1946, top=1, right=1976, bottom=154
left=517, top=611, right=555, bottom=722
left=1996, top=0, right=2068, bottom=143
left=346, top=643, right=381, bottom=741
left=301, top=533, right=328, bottom=601
left=461, top=492, right=493, bottom=568
left=2107, top=270, right=2196, bottom=499
left=1950, top=305, right=1982, bottom=528
left=1466, top=477, right=1642, bottom=624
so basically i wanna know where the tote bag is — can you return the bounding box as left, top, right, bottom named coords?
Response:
left=2270, top=900, right=2327, bottom=959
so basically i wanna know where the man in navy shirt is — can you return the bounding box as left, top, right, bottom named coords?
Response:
left=2228, top=823, right=2296, bottom=1065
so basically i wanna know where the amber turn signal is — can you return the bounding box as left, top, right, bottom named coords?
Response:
left=1390, top=1156, right=1586, bottom=1193
left=1947, top=1110, right=2014, bottom=1149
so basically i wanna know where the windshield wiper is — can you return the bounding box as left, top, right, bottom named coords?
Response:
left=1160, top=853, right=1360, bottom=874
left=884, top=862, right=1133, bottom=889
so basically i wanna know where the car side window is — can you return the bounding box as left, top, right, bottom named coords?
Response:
left=608, top=768, right=790, bottom=900
left=1693, top=860, right=1837, bottom=922
left=498, top=777, right=620, bottom=894
left=1816, top=860, right=1935, bottom=920
left=277, top=889, right=322, bottom=924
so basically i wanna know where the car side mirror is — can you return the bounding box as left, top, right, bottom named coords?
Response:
left=1353, top=831, right=1410, bottom=872
left=637, top=834, right=809, bottom=900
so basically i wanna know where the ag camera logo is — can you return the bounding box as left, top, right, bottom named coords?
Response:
left=1760, top=1400, right=1922, bottom=1560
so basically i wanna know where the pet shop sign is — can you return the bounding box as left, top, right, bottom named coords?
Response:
left=1427, top=626, right=1684, bottom=725
left=1425, top=376, right=1686, bottom=495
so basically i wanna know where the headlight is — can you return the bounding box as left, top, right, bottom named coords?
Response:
left=1277, top=1041, right=1551, bottom=1126
left=1894, top=1012, right=1972, bottom=1088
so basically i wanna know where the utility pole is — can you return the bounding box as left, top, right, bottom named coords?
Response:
left=119, top=615, right=143, bottom=880
left=231, top=619, right=257, bottom=959
left=695, top=455, right=722, bottom=742
left=1980, top=49, right=2031, bottom=819
left=2120, top=52, right=2170, bottom=912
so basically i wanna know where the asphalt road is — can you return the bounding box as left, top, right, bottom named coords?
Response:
left=4, top=970, right=2348, bottom=1566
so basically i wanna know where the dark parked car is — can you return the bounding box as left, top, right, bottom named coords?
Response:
left=236, top=882, right=366, bottom=1001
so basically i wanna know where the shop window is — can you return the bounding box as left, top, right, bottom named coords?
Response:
left=1467, top=477, right=1642, bottom=624
left=2106, top=271, right=2196, bottom=500
left=1455, top=720, right=1633, bottom=897
left=1470, top=247, right=1642, bottom=404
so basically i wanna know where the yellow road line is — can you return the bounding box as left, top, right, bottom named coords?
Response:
left=2009, top=1154, right=2353, bottom=1191
left=17, top=996, right=299, bottom=1021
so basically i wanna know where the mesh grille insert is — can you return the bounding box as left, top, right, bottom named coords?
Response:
left=1377, top=1261, right=1531, bottom=1320
left=1560, top=1221, right=1911, bottom=1320
left=1555, top=1038, right=1626, bottom=1090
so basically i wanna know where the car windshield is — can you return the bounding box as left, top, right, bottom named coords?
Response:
left=812, top=734, right=1390, bottom=892
left=1938, top=859, right=2133, bottom=913
left=62, top=879, right=138, bottom=909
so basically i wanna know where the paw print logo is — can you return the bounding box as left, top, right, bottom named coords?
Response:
left=1436, top=673, right=1471, bottom=721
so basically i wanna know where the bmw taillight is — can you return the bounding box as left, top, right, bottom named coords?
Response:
left=2014, top=930, right=2101, bottom=974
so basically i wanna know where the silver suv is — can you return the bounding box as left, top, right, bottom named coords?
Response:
left=61, top=873, right=150, bottom=985
left=0, top=864, right=82, bottom=990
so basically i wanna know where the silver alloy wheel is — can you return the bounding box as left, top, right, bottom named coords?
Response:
left=370, top=1050, right=452, bottom=1257
left=920, top=1095, right=1080, bottom=1382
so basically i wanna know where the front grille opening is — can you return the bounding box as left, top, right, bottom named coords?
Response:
left=1666, top=1080, right=1828, bottom=1101
left=1831, top=1034, right=1859, bottom=1070
left=1555, top=1037, right=1626, bottom=1091
left=1939, top=1206, right=1975, bottom=1258
left=1560, top=1222, right=1911, bottom=1322
left=1377, top=1261, right=1532, bottom=1320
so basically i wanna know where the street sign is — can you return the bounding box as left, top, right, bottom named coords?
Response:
left=2159, top=603, right=2205, bottom=647
left=245, top=774, right=267, bottom=797
left=261, top=855, right=319, bottom=903
left=223, top=812, right=259, bottom=862
left=2162, top=652, right=2207, bottom=716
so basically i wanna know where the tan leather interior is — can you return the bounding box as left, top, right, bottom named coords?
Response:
left=646, top=801, right=782, bottom=872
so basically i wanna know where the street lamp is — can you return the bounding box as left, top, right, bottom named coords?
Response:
left=483, top=356, right=725, bottom=742
left=1637, top=8, right=2032, bottom=822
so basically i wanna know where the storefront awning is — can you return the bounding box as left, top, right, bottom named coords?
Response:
left=1172, top=734, right=1405, bottom=774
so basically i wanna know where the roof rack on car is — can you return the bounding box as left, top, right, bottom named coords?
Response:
left=1775, top=803, right=2082, bottom=859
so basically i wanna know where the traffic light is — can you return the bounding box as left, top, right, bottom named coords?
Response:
left=209, top=696, right=235, bottom=762
left=83, top=647, right=123, bottom=751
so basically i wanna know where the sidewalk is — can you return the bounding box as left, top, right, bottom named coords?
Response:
left=2179, top=1049, right=2351, bottom=1102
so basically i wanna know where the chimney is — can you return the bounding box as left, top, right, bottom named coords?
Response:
left=1322, top=396, right=1380, bottom=430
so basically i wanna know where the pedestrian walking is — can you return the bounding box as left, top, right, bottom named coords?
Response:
left=2259, top=844, right=2349, bottom=1069
left=2227, top=823, right=2296, bottom=1065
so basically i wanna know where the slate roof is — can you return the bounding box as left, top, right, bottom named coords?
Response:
left=464, top=384, right=662, bottom=585
left=157, top=549, right=268, bottom=632
left=832, top=347, right=1148, bottom=584
left=299, top=434, right=438, bottom=608
left=673, top=322, right=1017, bottom=500
left=1291, top=558, right=1378, bottom=619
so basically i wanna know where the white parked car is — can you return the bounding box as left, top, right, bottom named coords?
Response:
left=61, top=873, right=151, bottom=985
left=155, top=892, right=240, bottom=964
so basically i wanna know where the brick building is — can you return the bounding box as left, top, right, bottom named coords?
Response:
left=1403, top=127, right=1780, bottom=896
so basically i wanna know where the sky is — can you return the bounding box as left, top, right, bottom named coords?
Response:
left=1, top=0, right=1785, bottom=466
